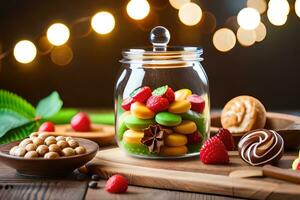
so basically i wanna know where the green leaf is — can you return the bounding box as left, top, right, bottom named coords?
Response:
left=0, top=90, right=35, bottom=119
left=45, top=108, right=78, bottom=124
left=36, top=91, right=63, bottom=118
left=0, top=121, right=40, bottom=145
left=152, top=85, right=168, bottom=96
left=0, top=109, right=30, bottom=138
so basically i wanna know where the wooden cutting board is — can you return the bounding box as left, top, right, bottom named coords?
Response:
left=89, top=148, right=300, bottom=200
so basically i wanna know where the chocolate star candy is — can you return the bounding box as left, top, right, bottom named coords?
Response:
left=141, top=125, right=165, bottom=153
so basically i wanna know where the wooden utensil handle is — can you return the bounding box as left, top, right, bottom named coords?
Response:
left=263, top=165, right=300, bottom=184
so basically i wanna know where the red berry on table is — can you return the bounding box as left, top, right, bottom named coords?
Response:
left=105, top=174, right=128, bottom=193
left=146, top=96, right=169, bottom=113
left=215, top=128, right=235, bottom=151
left=187, top=132, right=202, bottom=145
left=130, top=86, right=152, bottom=103
left=297, top=162, right=300, bottom=170
left=200, top=137, right=229, bottom=164
left=38, top=122, right=55, bottom=132
left=121, top=97, right=135, bottom=111
left=71, top=112, right=91, bottom=132
left=152, top=85, right=175, bottom=103
left=187, top=94, right=205, bottom=113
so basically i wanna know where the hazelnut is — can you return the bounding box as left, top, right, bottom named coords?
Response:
left=75, top=146, right=86, bottom=155
left=29, top=132, right=39, bottom=139
left=9, top=146, right=19, bottom=156
left=57, top=140, right=69, bottom=149
left=32, top=137, right=44, bottom=146
left=19, top=138, right=32, bottom=148
left=78, top=165, right=88, bottom=174
left=36, top=145, right=49, bottom=156
left=44, top=152, right=60, bottom=159
left=49, top=144, right=62, bottom=154
left=24, top=151, right=38, bottom=158
left=56, top=136, right=65, bottom=141
left=68, top=140, right=79, bottom=148
left=38, top=133, right=48, bottom=140
left=25, top=143, right=37, bottom=152
left=45, top=136, right=56, bottom=146
left=62, top=147, right=75, bottom=157
left=65, top=137, right=73, bottom=142
left=14, top=147, right=26, bottom=157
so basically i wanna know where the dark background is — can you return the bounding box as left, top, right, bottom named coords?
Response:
left=0, top=0, right=299, bottom=110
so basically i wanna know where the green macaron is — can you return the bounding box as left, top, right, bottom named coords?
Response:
left=124, top=115, right=155, bottom=131
left=155, top=112, right=182, bottom=127
left=181, top=110, right=207, bottom=135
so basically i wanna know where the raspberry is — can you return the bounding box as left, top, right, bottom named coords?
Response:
left=38, top=122, right=55, bottom=132
left=71, top=112, right=91, bottom=132
left=152, top=85, right=175, bottom=103
left=187, top=94, right=205, bottom=113
left=215, top=128, right=235, bottom=151
left=146, top=96, right=169, bottom=113
left=105, top=175, right=128, bottom=193
left=200, top=137, right=229, bottom=164
left=187, top=132, right=202, bottom=144
left=297, top=163, right=300, bottom=170
left=121, top=97, right=135, bottom=111
left=130, top=86, right=152, bottom=103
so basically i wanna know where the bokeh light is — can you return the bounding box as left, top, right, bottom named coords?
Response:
left=13, top=40, right=37, bottom=64
left=237, top=28, right=256, bottom=46
left=91, top=11, right=115, bottom=34
left=178, top=3, right=202, bottom=26
left=247, top=0, right=267, bottom=14
left=37, top=36, right=53, bottom=55
left=169, top=0, right=190, bottom=9
left=213, top=28, right=236, bottom=52
left=268, top=0, right=289, bottom=16
left=225, top=16, right=239, bottom=32
left=237, top=8, right=261, bottom=30
left=127, top=0, right=150, bottom=20
left=47, top=23, right=70, bottom=46
left=267, top=9, right=287, bottom=26
left=199, top=12, right=217, bottom=34
left=254, top=22, right=266, bottom=42
left=50, top=45, right=73, bottom=66
left=296, top=0, right=300, bottom=18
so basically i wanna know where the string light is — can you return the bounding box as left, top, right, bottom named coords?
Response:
left=47, top=23, right=70, bottom=46
left=213, top=28, right=236, bottom=52
left=13, top=40, right=37, bottom=64
left=91, top=11, right=115, bottom=34
left=267, top=9, right=287, bottom=26
left=247, top=0, right=267, bottom=14
left=296, top=0, right=300, bottom=18
left=178, top=3, right=202, bottom=26
left=127, top=0, right=150, bottom=20
left=237, top=8, right=261, bottom=30
left=237, top=28, right=256, bottom=46
left=254, top=22, right=266, bottom=42
left=169, top=0, right=190, bottom=9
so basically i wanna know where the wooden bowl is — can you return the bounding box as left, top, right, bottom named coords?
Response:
left=0, top=138, right=98, bottom=177
left=211, top=112, right=300, bottom=150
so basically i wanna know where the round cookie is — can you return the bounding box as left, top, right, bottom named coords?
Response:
left=175, top=89, right=192, bottom=101
left=155, top=112, right=182, bottom=127
left=159, top=146, right=188, bottom=156
left=164, top=134, right=187, bottom=147
left=124, top=115, right=155, bottom=130
left=181, top=110, right=206, bottom=135
left=123, top=130, right=144, bottom=144
left=168, top=100, right=191, bottom=114
left=221, top=95, right=266, bottom=135
left=131, top=102, right=155, bottom=119
left=173, top=120, right=197, bottom=134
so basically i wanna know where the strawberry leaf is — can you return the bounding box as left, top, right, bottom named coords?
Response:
left=36, top=91, right=63, bottom=118
left=152, top=85, right=168, bottom=96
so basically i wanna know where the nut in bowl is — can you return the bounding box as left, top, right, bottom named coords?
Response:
left=0, top=133, right=98, bottom=177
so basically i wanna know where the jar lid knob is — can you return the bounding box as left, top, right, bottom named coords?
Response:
left=149, top=26, right=170, bottom=51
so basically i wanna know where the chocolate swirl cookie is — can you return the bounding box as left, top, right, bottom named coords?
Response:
left=238, top=129, right=284, bottom=166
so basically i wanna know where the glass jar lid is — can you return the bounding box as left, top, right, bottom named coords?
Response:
left=121, top=26, right=203, bottom=65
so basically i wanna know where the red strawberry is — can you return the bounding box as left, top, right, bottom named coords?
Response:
left=121, top=97, right=135, bottom=111
left=152, top=85, right=175, bottom=103
left=146, top=96, right=169, bottom=113
left=200, top=137, right=229, bottom=164
left=187, top=94, right=205, bottom=113
left=163, top=87, right=175, bottom=103
left=131, top=86, right=152, bottom=103
left=297, top=162, right=300, bottom=170
left=38, top=122, right=55, bottom=132
left=187, top=132, right=202, bottom=144
left=215, top=128, right=235, bottom=151
left=105, top=175, right=128, bottom=193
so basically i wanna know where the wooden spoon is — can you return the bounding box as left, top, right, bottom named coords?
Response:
left=229, top=165, right=300, bottom=184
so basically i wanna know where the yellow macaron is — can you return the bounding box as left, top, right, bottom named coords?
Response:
left=175, top=89, right=192, bottom=101
left=131, top=102, right=155, bottom=119
left=123, top=130, right=144, bottom=144
left=173, top=120, right=197, bottom=134
left=168, top=100, right=191, bottom=114
left=159, top=146, right=188, bottom=156
left=164, top=133, right=187, bottom=147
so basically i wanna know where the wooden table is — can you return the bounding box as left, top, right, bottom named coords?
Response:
left=1, top=110, right=299, bottom=200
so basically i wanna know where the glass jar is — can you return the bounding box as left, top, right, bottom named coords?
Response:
left=114, top=26, right=210, bottom=159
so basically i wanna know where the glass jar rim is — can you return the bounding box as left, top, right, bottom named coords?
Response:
left=120, top=46, right=203, bottom=65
